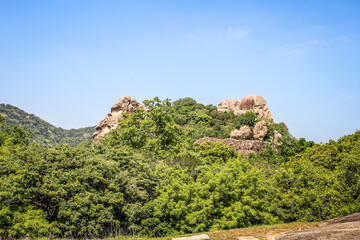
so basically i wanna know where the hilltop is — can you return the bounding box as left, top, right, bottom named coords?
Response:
left=0, top=96, right=359, bottom=239
left=0, top=103, right=94, bottom=147
left=92, top=95, right=292, bottom=157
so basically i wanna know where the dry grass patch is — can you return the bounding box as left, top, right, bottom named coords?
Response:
left=204, top=222, right=319, bottom=240
left=100, top=221, right=318, bottom=240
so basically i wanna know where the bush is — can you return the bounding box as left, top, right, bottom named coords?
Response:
left=234, top=111, right=257, bottom=129
left=1, top=97, right=360, bottom=238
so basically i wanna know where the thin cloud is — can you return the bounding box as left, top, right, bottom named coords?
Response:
left=227, top=27, right=248, bottom=39
left=331, top=36, right=349, bottom=43
left=281, top=36, right=348, bottom=55
left=312, top=24, right=326, bottom=30
left=306, top=39, right=328, bottom=45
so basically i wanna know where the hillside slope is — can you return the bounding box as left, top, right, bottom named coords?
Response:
left=0, top=103, right=94, bottom=147
left=0, top=97, right=359, bottom=239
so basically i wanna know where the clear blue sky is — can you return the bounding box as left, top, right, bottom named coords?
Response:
left=1, top=0, right=359, bottom=143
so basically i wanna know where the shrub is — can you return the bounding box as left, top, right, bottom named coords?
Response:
left=234, top=111, right=257, bottom=129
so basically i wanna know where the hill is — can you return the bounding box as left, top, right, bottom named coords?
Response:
left=0, top=96, right=359, bottom=239
left=0, top=103, right=94, bottom=147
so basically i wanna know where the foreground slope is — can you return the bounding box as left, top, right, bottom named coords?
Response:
left=0, top=103, right=94, bottom=147
left=274, top=212, right=360, bottom=240
left=143, top=213, right=360, bottom=240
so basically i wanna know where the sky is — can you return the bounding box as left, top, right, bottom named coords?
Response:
left=0, top=0, right=359, bottom=143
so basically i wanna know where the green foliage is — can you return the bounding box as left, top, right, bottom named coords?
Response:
left=278, top=137, right=316, bottom=158
left=195, top=141, right=237, bottom=165
left=173, top=97, right=205, bottom=125
left=268, top=131, right=360, bottom=222
left=171, top=98, right=238, bottom=140
left=104, top=97, right=193, bottom=158
left=8, top=209, right=60, bottom=238
left=264, top=123, right=291, bottom=143
left=0, top=104, right=94, bottom=147
left=189, top=111, right=213, bottom=126
left=1, top=97, right=359, bottom=238
left=0, top=140, right=159, bottom=238
left=139, top=143, right=279, bottom=237
left=234, top=111, right=257, bottom=129
left=103, top=96, right=255, bottom=159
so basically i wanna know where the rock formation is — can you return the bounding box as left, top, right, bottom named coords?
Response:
left=218, top=99, right=241, bottom=114
left=92, top=95, right=148, bottom=145
left=271, top=130, right=283, bottom=144
left=218, top=95, right=273, bottom=120
left=253, top=120, right=268, bottom=141
left=204, top=95, right=291, bottom=156
left=274, top=213, right=360, bottom=240
left=278, top=122, right=288, bottom=132
left=195, top=137, right=277, bottom=158
left=92, top=94, right=289, bottom=157
left=230, top=126, right=252, bottom=140
left=172, top=234, right=210, bottom=240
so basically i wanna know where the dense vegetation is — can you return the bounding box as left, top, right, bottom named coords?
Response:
left=0, top=97, right=359, bottom=239
left=0, top=104, right=94, bottom=147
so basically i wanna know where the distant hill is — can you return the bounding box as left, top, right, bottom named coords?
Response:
left=0, top=103, right=94, bottom=147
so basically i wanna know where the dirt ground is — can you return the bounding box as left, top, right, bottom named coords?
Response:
left=272, top=213, right=360, bottom=240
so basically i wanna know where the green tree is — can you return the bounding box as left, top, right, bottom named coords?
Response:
left=234, top=111, right=257, bottom=129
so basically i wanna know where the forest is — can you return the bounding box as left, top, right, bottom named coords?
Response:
left=0, top=104, right=94, bottom=147
left=0, top=97, right=359, bottom=239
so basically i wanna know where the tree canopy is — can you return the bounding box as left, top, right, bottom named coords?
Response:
left=0, top=97, right=359, bottom=238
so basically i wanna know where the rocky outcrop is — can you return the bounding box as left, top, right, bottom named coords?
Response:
left=274, top=213, right=360, bottom=240
left=271, top=130, right=283, bottom=144
left=199, top=95, right=290, bottom=157
left=278, top=122, right=288, bottom=132
left=230, top=126, right=252, bottom=140
left=253, top=120, right=268, bottom=141
left=172, top=234, right=210, bottom=240
left=217, top=95, right=273, bottom=120
left=237, top=237, right=259, bottom=240
left=218, top=99, right=241, bottom=114
left=239, top=95, right=273, bottom=119
left=92, top=95, right=148, bottom=145
left=195, top=137, right=276, bottom=158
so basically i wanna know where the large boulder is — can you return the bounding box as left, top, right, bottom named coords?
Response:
left=110, top=95, right=146, bottom=114
left=92, top=95, right=148, bottom=145
left=218, top=99, right=241, bottom=113
left=274, top=213, right=360, bottom=240
left=253, top=120, right=268, bottom=141
left=172, top=234, right=210, bottom=240
left=217, top=95, right=273, bottom=120
left=195, top=137, right=276, bottom=158
left=230, top=125, right=252, bottom=140
left=271, top=130, right=283, bottom=145
left=238, top=95, right=273, bottom=119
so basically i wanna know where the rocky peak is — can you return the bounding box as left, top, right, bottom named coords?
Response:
left=110, top=95, right=145, bottom=114
left=201, top=118, right=284, bottom=158
left=92, top=95, right=148, bottom=145
left=218, top=99, right=241, bottom=113
left=205, top=96, right=291, bottom=157
left=218, top=95, right=273, bottom=120
left=239, top=95, right=273, bottom=119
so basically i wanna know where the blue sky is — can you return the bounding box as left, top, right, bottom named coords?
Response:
left=0, top=0, right=359, bottom=142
